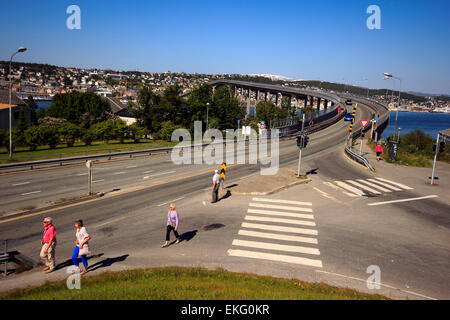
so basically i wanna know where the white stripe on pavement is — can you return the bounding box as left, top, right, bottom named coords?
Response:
left=247, top=208, right=314, bottom=220
left=93, top=179, right=105, bottom=183
left=157, top=196, right=185, bottom=207
left=12, top=181, right=30, bottom=186
left=238, top=229, right=318, bottom=244
left=356, top=179, right=392, bottom=192
left=241, top=222, right=318, bottom=235
left=21, top=190, right=41, bottom=196
left=334, top=181, right=366, bottom=197
left=113, top=172, right=126, bottom=175
left=126, top=165, right=137, bottom=168
left=143, top=170, right=154, bottom=174
left=249, top=203, right=313, bottom=213
left=346, top=180, right=381, bottom=194
left=245, top=215, right=316, bottom=227
left=76, top=173, right=88, bottom=176
left=232, top=239, right=320, bottom=255
left=252, top=198, right=312, bottom=206
left=228, top=249, right=323, bottom=268
left=375, top=177, right=414, bottom=190
left=323, top=182, right=358, bottom=197
left=368, top=195, right=438, bottom=206
left=367, top=179, right=402, bottom=191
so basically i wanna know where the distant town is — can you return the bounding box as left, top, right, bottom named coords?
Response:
left=1, top=61, right=449, bottom=113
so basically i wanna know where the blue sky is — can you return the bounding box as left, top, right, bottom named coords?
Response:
left=1, top=0, right=449, bottom=94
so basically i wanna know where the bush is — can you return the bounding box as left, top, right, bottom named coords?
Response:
left=24, top=126, right=42, bottom=151
left=115, top=120, right=129, bottom=144
left=39, top=126, right=60, bottom=149
left=81, top=128, right=96, bottom=146
left=58, top=122, right=80, bottom=147
left=91, top=120, right=116, bottom=144
left=0, top=128, right=6, bottom=148
left=160, top=121, right=181, bottom=141
left=129, top=123, right=148, bottom=143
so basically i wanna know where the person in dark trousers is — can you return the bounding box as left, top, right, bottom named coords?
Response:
left=211, top=169, right=220, bottom=203
left=162, top=203, right=180, bottom=248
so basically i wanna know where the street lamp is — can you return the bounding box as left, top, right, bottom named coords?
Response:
left=206, top=102, right=210, bottom=130
left=9, top=47, right=27, bottom=160
left=383, top=73, right=402, bottom=140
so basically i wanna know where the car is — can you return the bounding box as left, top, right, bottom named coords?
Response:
left=344, top=113, right=354, bottom=121
left=345, top=99, right=352, bottom=106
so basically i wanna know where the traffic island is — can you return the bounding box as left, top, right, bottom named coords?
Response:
left=229, top=168, right=311, bottom=196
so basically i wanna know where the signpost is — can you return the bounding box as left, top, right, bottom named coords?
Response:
left=86, top=160, right=93, bottom=195
left=359, top=120, right=369, bottom=154
left=220, top=162, right=226, bottom=189
left=297, top=114, right=306, bottom=177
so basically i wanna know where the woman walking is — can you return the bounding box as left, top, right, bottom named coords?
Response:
left=72, top=220, right=91, bottom=275
left=162, top=203, right=180, bottom=248
left=375, top=143, right=384, bottom=161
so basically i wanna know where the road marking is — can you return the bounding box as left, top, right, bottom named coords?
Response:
left=239, top=173, right=258, bottom=180
left=356, top=179, right=392, bottom=192
left=238, top=229, right=318, bottom=244
left=241, top=222, right=318, bottom=235
left=368, top=195, right=438, bottom=206
left=113, top=172, right=126, bottom=175
left=367, top=179, right=402, bottom=191
left=334, top=181, right=366, bottom=197
left=315, top=270, right=437, bottom=300
left=157, top=196, right=185, bottom=207
left=93, top=179, right=105, bottom=183
left=346, top=180, right=381, bottom=194
left=232, top=239, right=320, bottom=255
left=248, top=203, right=313, bottom=213
left=143, top=176, right=150, bottom=180
left=375, top=177, right=413, bottom=190
left=247, top=208, right=314, bottom=220
left=76, top=173, right=88, bottom=176
left=21, top=190, right=41, bottom=196
left=12, top=181, right=30, bottom=186
left=228, top=249, right=322, bottom=268
left=323, top=182, right=357, bottom=197
left=143, top=170, right=154, bottom=174
left=245, top=215, right=316, bottom=227
left=126, top=165, right=137, bottom=168
left=313, top=187, right=342, bottom=203
left=252, top=198, right=312, bottom=206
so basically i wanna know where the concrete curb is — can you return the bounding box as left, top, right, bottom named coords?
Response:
left=232, top=178, right=312, bottom=196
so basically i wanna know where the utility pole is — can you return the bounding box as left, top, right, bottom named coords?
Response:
left=297, top=113, right=305, bottom=177
left=430, top=133, right=439, bottom=185
left=86, top=160, right=93, bottom=195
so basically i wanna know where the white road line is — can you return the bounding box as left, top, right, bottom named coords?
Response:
left=334, top=181, right=366, bottom=197
left=228, top=249, right=323, bottom=268
left=315, top=270, right=437, bottom=300
left=76, top=173, right=88, bottom=176
left=245, top=215, right=316, bottom=227
left=126, top=165, right=137, bottom=168
left=312, top=187, right=342, bottom=203
left=346, top=180, right=381, bottom=194
left=143, top=176, right=150, bottom=180
left=368, top=195, right=438, bottom=206
left=375, top=177, right=414, bottom=190
left=21, top=190, right=41, bottom=196
left=143, top=170, right=154, bottom=174
left=145, top=170, right=177, bottom=179
left=93, top=179, right=105, bottom=183
left=157, top=196, right=185, bottom=207
left=249, top=203, right=313, bottom=213
left=367, top=179, right=402, bottom=191
left=12, top=181, right=30, bottom=186
left=113, top=172, right=126, bottom=175
left=242, top=222, right=318, bottom=235
left=247, top=209, right=314, bottom=220
left=232, top=239, right=320, bottom=255
left=238, top=230, right=318, bottom=244
left=239, top=173, right=258, bottom=180
left=323, top=182, right=358, bottom=197
left=356, top=179, right=392, bottom=192
left=252, top=197, right=312, bottom=206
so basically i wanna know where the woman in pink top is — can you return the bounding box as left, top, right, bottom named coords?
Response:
left=162, top=203, right=181, bottom=248
left=375, top=143, right=384, bottom=161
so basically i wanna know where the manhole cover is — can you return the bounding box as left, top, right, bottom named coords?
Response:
left=203, top=223, right=225, bottom=231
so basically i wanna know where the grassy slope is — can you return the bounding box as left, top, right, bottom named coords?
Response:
left=0, top=267, right=389, bottom=300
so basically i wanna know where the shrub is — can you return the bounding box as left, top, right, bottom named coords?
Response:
left=24, top=126, right=42, bottom=151
left=160, top=121, right=181, bottom=141
left=58, top=122, right=80, bottom=147
left=81, top=128, right=96, bottom=146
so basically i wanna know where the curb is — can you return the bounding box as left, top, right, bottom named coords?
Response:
left=232, top=178, right=312, bottom=196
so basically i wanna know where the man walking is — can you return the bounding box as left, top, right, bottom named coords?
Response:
left=211, top=169, right=220, bottom=203
left=40, top=217, right=56, bottom=273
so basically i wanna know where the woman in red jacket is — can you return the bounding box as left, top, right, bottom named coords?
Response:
left=375, top=143, right=384, bottom=161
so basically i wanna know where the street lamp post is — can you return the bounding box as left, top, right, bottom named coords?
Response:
left=206, top=102, right=210, bottom=130
left=383, top=73, right=402, bottom=140
left=9, top=47, right=27, bottom=160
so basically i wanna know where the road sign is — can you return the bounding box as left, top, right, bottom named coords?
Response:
left=360, top=120, right=369, bottom=128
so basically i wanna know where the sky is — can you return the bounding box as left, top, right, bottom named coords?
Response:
left=1, top=0, right=449, bottom=94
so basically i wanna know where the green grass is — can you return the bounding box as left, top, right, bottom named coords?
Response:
left=0, top=139, right=178, bottom=164
left=0, top=267, right=389, bottom=300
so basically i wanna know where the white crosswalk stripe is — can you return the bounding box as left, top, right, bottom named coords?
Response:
left=324, top=177, right=413, bottom=197
left=228, top=197, right=322, bottom=268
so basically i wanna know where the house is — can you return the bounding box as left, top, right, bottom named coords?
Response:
left=104, top=96, right=136, bottom=125
left=0, top=89, right=31, bottom=130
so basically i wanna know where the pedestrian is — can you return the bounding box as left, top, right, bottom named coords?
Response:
left=309, top=119, right=314, bottom=127
left=72, top=220, right=91, bottom=275
left=40, top=217, right=56, bottom=273
left=162, top=203, right=180, bottom=248
left=337, top=106, right=341, bottom=114
left=375, top=143, right=384, bottom=161
left=211, top=169, right=220, bottom=203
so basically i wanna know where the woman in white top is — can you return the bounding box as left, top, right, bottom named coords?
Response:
left=71, top=219, right=91, bottom=275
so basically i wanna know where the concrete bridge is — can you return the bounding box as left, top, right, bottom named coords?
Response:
left=210, top=79, right=340, bottom=116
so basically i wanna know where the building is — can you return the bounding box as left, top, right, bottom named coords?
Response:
left=0, top=89, right=31, bottom=130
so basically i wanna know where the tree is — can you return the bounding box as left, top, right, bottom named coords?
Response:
left=255, top=101, right=277, bottom=124
left=24, top=126, right=42, bottom=151
left=160, top=121, right=181, bottom=141
left=58, top=122, right=80, bottom=147
left=12, top=107, right=29, bottom=147
left=129, top=123, right=148, bottom=143
left=26, top=96, right=38, bottom=125
left=211, top=86, right=245, bottom=130
left=0, top=129, right=5, bottom=148
left=81, top=127, right=96, bottom=146
left=91, top=120, right=116, bottom=144
left=38, top=117, right=65, bottom=149
left=36, top=107, right=46, bottom=119
left=280, top=96, right=295, bottom=117
left=114, top=119, right=129, bottom=144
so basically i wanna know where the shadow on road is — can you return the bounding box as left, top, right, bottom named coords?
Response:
left=306, top=168, right=319, bottom=175
left=179, top=230, right=198, bottom=242
left=55, top=253, right=105, bottom=271
left=87, top=254, right=129, bottom=272
left=219, top=190, right=232, bottom=201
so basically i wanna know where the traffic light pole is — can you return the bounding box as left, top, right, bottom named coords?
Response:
left=298, top=114, right=305, bottom=177
left=430, top=133, right=439, bottom=185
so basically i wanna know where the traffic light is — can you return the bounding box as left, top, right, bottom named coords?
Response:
left=433, top=144, right=436, bottom=153
left=303, top=135, right=309, bottom=148
left=361, top=130, right=365, bottom=138
left=296, top=135, right=302, bottom=147
left=439, top=142, right=445, bottom=153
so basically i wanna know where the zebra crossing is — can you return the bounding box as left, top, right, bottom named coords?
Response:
left=324, top=177, right=413, bottom=198
left=227, top=197, right=322, bottom=268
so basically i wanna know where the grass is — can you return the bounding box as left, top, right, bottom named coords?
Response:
left=0, top=267, right=389, bottom=300
left=0, top=139, right=178, bottom=164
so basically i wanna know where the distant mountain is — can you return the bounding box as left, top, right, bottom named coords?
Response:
left=247, top=74, right=303, bottom=82
left=407, top=91, right=450, bottom=97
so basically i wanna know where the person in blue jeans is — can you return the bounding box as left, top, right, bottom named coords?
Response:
left=72, top=219, right=91, bottom=274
